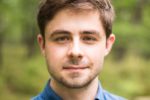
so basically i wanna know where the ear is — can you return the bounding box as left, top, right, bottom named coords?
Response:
left=37, top=34, right=45, bottom=56
left=105, top=34, right=115, bottom=56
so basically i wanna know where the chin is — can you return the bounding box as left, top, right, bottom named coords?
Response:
left=59, top=76, right=96, bottom=89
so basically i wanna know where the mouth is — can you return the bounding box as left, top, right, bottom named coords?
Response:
left=63, top=65, right=89, bottom=71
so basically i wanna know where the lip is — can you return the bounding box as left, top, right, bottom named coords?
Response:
left=63, top=65, right=88, bottom=70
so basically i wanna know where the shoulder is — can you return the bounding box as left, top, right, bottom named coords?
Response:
left=103, top=90, right=126, bottom=100
left=96, top=81, right=126, bottom=100
left=31, top=94, right=44, bottom=100
left=31, top=80, right=62, bottom=100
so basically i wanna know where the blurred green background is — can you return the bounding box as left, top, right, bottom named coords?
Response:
left=0, top=0, right=150, bottom=100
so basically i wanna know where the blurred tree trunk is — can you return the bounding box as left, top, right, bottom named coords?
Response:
left=0, top=0, right=3, bottom=68
left=0, top=34, right=3, bottom=67
left=22, top=25, right=37, bottom=58
left=0, top=16, right=4, bottom=67
left=132, top=0, right=148, bottom=23
left=26, top=35, right=36, bottom=58
left=20, top=0, right=38, bottom=58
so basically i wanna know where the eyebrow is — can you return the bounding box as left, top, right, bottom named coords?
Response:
left=81, top=30, right=100, bottom=36
left=49, top=30, right=70, bottom=37
left=49, top=29, right=101, bottom=37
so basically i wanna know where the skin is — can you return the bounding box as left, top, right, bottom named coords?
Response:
left=38, top=9, right=115, bottom=100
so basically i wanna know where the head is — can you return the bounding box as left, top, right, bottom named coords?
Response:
left=37, top=0, right=115, bottom=41
left=37, top=0, right=115, bottom=89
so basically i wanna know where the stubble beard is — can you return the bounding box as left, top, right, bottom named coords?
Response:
left=49, top=67, right=100, bottom=89
left=47, top=57, right=102, bottom=89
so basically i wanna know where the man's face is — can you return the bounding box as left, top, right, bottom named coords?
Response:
left=38, top=9, right=115, bottom=88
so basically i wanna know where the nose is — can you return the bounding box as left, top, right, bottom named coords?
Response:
left=67, top=40, right=84, bottom=59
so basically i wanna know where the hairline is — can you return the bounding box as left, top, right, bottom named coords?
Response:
left=43, top=7, right=107, bottom=40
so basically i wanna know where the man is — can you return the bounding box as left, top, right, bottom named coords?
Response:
left=33, top=0, right=125, bottom=100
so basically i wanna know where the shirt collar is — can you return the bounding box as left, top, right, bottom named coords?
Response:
left=95, top=81, right=105, bottom=100
left=41, top=80, right=62, bottom=100
left=42, top=80, right=104, bottom=100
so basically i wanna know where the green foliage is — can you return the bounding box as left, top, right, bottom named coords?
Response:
left=0, top=44, right=48, bottom=99
left=101, top=53, right=150, bottom=99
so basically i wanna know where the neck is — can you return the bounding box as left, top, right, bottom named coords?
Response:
left=50, top=77, right=99, bottom=100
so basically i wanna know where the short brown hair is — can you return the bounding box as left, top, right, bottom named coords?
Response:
left=37, top=0, right=115, bottom=38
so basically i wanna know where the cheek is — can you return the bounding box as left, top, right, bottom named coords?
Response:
left=45, top=46, right=67, bottom=73
left=85, top=44, right=106, bottom=68
left=91, top=48, right=105, bottom=64
left=45, top=46, right=67, bottom=62
left=86, top=44, right=106, bottom=58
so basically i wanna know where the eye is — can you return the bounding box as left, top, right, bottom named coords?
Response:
left=83, top=37, right=96, bottom=41
left=53, top=36, right=70, bottom=43
left=82, top=36, right=97, bottom=44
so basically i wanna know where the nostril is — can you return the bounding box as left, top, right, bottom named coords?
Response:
left=68, top=52, right=83, bottom=60
left=68, top=55, right=83, bottom=65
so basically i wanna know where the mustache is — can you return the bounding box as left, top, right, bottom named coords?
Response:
left=63, top=58, right=91, bottom=67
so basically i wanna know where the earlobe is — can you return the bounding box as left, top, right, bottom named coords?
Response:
left=37, top=34, right=45, bottom=56
left=105, top=34, right=115, bottom=56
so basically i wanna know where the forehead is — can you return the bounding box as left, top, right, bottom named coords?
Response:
left=45, top=8, right=105, bottom=35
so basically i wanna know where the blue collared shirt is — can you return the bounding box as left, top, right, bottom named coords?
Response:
left=32, top=80, right=125, bottom=100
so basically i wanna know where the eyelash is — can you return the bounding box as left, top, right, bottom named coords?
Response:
left=53, top=36, right=70, bottom=42
left=82, top=36, right=97, bottom=41
left=52, top=36, right=97, bottom=44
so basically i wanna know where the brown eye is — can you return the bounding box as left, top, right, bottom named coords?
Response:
left=83, top=37, right=96, bottom=41
left=82, top=36, right=97, bottom=44
left=54, top=36, right=70, bottom=43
